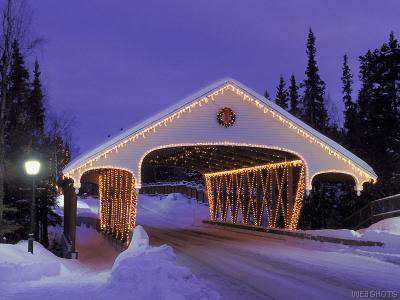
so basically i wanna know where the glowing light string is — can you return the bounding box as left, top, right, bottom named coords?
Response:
left=205, top=160, right=305, bottom=230
left=98, top=169, right=137, bottom=242
left=63, top=82, right=376, bottom=189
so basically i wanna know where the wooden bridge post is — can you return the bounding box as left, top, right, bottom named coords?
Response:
left=270, top=169, right=276, bottom=227
left=58, top=178, right=78, bottom=259
left=286, top=166, right=294, bottom=228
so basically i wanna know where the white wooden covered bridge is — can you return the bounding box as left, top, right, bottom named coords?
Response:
left=60, top=78, right=377, bottom=257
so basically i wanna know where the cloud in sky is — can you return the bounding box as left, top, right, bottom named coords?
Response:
left=31, top=0, right=400, bottom=154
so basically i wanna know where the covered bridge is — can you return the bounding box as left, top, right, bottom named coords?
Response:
left=60, top=78, right=377, bottom=257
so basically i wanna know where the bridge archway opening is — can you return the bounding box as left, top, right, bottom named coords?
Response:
left=311, top=172, right=358, bottom=190
left=140, top=145, right=306, bottom=230
left=80, top=168, right=137, bottom=243
left=300, top=172, right=358, bottom=229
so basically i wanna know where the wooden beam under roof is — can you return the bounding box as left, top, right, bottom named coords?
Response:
left=142, top=145, right=299, bottom=174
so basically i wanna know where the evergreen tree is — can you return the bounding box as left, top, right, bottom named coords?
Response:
left=3, top=46, right=63, bottom=245
left=28, top=60, right=45, bottom=141
left=355, top=32, right=400, bottom=196
left=342, top=54, right=357, bottom=135
left=30, top=61, right=60, bottom=246
left=302, top=29, right=329, bottom=132
left=3, top=40, right=34, bottom=241
left=37, top=137, right=63, bottom=247
left=0, top=1, right=67, bottom=245
left=288, top=75, right=300, bottom=117
left=7, top=40, right=31, bottom=155
left=274, top=75, right=289, bottom=110
left=304, top=33, right=400, bottom=229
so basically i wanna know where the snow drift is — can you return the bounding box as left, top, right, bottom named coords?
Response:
left=304, top=216, right=400, bottom=252
left=0, top=241, right=63, bottom=282
left=366, top=216, right=400, bottom=235
left=359, top=217, right=400, bottom=251
left=0, top=225, right=219, bottom=300
left=104, top=225, right=219, bottom=300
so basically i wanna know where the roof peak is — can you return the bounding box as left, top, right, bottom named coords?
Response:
left=63, top=78, right=376, bottom=180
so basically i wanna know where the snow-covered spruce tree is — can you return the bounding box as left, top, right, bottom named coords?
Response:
left=274, top=75, right=289, bottom=110
left=301, top=29, right=329, bottom=133
left=288, top=75, right=300, bottom=117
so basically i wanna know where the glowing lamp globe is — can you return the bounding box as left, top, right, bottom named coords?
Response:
left=24, top=160, right=41, bottom=176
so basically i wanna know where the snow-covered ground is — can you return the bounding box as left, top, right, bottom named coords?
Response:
left=0, top=194, right=218, bottom=300
left=136, top=195, right=400, bottom=299
left=303, top=217, right=400, bottom=253
left=2, top=193, right=400, bottom=299
left=137, top=193, right=210, bottom=228
left=55, top=194, right=100, bottom=218
left=0, top=226, right=218, bottom=300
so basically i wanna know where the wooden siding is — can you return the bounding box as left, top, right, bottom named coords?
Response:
left=69, top=90, right=370, bottom=192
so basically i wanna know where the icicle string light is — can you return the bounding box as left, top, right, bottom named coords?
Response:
left=98, top=169, right=137, bottom=242
left=205, top=160, right=303, bottom=177
left=64, top=83, right=376, bottom=190
left=205, top=160, right=305, bottom=230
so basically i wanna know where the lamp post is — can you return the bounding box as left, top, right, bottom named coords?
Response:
left=24, top=160, right=41, bottom=254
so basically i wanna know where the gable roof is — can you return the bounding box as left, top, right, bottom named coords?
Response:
left=63, top=78, right=377, bottom=180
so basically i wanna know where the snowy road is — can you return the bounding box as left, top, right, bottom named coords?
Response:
left=6, top=194, right=396, bottom=300
left=137, top=197, right=400, bottom=300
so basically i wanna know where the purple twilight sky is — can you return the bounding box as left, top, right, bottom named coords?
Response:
left=30, top=0, right=400, bottom=156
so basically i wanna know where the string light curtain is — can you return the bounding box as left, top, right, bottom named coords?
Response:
left=205, top=160, right=305, bottom=230
left=98, top=169, right=137, bottom=241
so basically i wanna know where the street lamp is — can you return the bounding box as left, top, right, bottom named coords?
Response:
left=24, top=160, right=41, bottom=254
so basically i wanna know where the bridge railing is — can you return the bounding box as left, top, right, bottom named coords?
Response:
left=139, top=182, right=207, bottom=203
left=345, top=194, right=400, bottom=229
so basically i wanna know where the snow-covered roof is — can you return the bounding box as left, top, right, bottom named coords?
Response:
left=63, top=78, right=377, bottom=179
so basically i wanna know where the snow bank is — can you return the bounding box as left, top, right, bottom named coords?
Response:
left=104, top=225, right=219, bottom=300
left=0, top=226, right=218, bottom=300
left=304, top=229, right=362, bottom=240
left=362, top=230, right=400, bottom=251
left=304, top=217, right=400, bottom=252
left=366, top=217, right=400, bottom=235
left=356, top=217, right=400, bottom=251
left=0, top=241, right=63, bottom=282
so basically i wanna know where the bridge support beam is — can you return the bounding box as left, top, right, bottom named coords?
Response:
left=59, top=178, right=78, bottom=259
